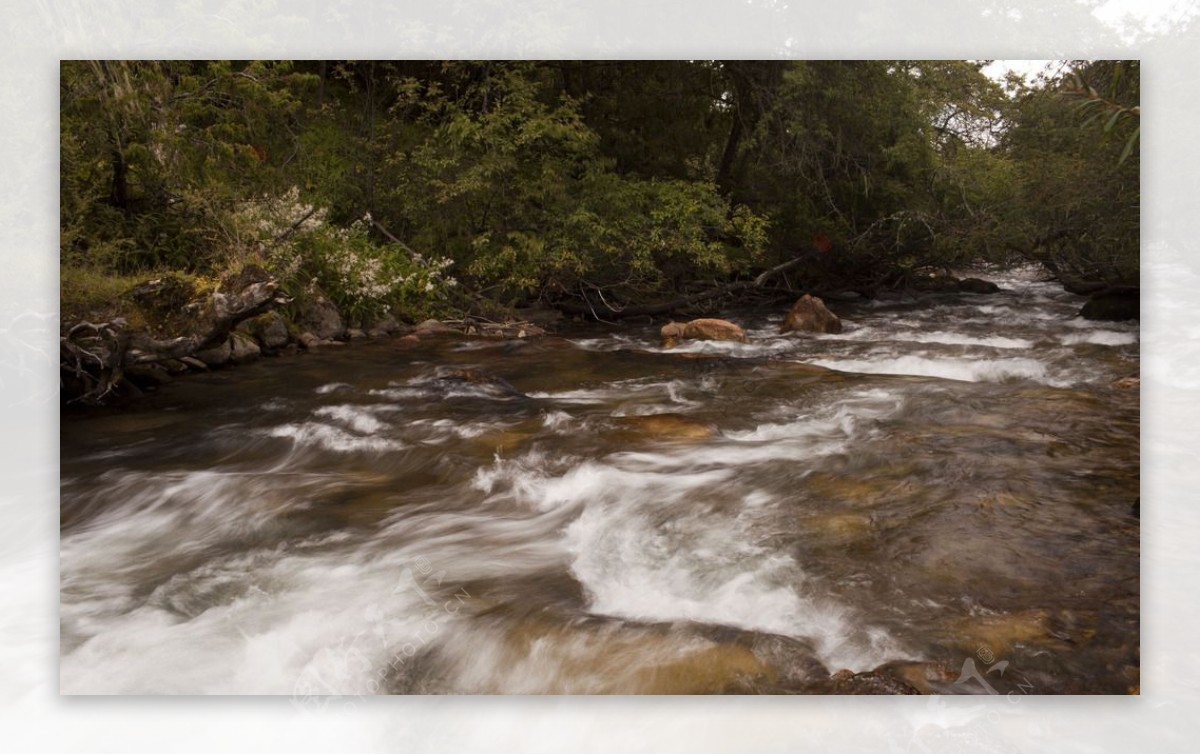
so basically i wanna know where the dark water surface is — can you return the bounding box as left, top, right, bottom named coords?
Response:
left=60, top=273, right=1139, bottom=694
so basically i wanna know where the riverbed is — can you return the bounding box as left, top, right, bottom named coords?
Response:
left=60, top=272, right=1139, bottom=694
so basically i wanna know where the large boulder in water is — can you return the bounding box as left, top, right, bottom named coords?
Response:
left=661, top=318, right=747, bottom=347
left=780, top=294, right=842, bottom=334
left=1080, top=286, right=1139, bottom=321
left=957, top=277, right=1000, bottom=294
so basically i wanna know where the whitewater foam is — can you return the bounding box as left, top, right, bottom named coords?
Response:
left=1060, top=330, right=1138, bottom=346
left=810, top=354, right=1049, bottom=383
left=267, top=422, right=403, bottom=452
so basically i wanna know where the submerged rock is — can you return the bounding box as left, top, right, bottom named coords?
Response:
left=869, top=661, right=958, bottom=695
left=825, top=667, right=921, bottom=695
left=1111, top=373, right=1140, bottom=389
left=418, top=612, right=775, bottom=694
left=945, top=609, right=1063, bottom=655
left=957, top=277, right=1001, bottom=294
left=660, top=318, right=747, bottom=347
left=780, top=294, right=842, bottom=334
left=615, top=413, right=719, bottom=441
left=805, top=512, right=874, bottom=542
left=1081, top=287, right=1139, bottom=321
left=425, top=368, right=527, bottom=399
left=1061, top=277, right=1110, bottom=296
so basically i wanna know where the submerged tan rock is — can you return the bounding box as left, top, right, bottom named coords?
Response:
left=615, top=413, right=720, bottom=441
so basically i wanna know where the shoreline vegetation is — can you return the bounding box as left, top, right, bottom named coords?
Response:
left=60, top=60, right=1139, bottom=404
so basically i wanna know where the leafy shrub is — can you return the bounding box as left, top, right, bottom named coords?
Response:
left=229, top=187, right=457, bottom=324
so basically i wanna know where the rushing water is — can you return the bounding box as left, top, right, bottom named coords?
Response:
left=60, top=272, right=1139, bottom=695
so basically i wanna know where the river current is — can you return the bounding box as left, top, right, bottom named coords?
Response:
left=60, top=272, right=1139, bottom=695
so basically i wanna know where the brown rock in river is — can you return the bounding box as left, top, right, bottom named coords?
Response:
left=825, top=667, right=921, bottom=695
left=1111, top=373, right=1140, bottom=389
left=957, top=277, right=1001, bottom=294
left=781, top=294, right=842, bottom=334
left=661, top=318, right=747, bottom=347
left=616, top=413, right=719, bottom=441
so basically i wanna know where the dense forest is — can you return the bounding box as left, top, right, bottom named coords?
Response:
left=59, top=60, right=1139, bottom=398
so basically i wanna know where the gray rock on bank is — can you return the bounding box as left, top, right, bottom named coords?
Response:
left=194, top=338, right=232, bottom=367
left=240, top=311, right=290, bottom=350
left=298, top=293, right=346, bottom=340
left=229, top=332, right=261, bottom=363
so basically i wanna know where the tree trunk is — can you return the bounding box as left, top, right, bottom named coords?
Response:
left=715, top=102, right=743, bottom=199
left=109, top=146, right=129, bottom=212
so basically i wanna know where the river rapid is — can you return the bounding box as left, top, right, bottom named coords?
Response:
left=60, top=272, right=1139, bottom=695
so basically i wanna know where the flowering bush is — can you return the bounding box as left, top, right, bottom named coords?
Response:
left=229, top=187, right=457, bottom=324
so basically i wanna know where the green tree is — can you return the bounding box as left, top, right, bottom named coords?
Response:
left=1000, top=60, right=1139, bottom=283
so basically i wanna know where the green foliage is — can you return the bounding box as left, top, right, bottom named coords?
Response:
left=380, top=62, right=766, bottom=306
left=61, top=58, right=1139, bottom=325
left=60, top=60, right=316, bottom=273
left=702, top=60, right=951, bottom=288
left=469, top=172, right=768, bottom=303
left=60, top=266, right=153, bottom=324
left=998, top=60, right=1139, bottom=283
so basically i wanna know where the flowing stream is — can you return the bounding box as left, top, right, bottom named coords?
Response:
left=60, top=272, right=1139, bottom=694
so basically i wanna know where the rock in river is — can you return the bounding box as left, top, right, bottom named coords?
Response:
left=1080, top=286, right=1139, bottom=321
left=661, top=318, right=747, bottom=347
left=615, top=413, right=719, bottom=441
left=780, top=294, right=842, bottom=334
left=957, top=277, right=1001, bottom=294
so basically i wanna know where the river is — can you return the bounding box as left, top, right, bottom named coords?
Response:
left=60, top=271, right=1139, bottom=695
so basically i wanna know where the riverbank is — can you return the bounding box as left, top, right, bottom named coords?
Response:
left=60, top=267, right=1140, bottom=406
